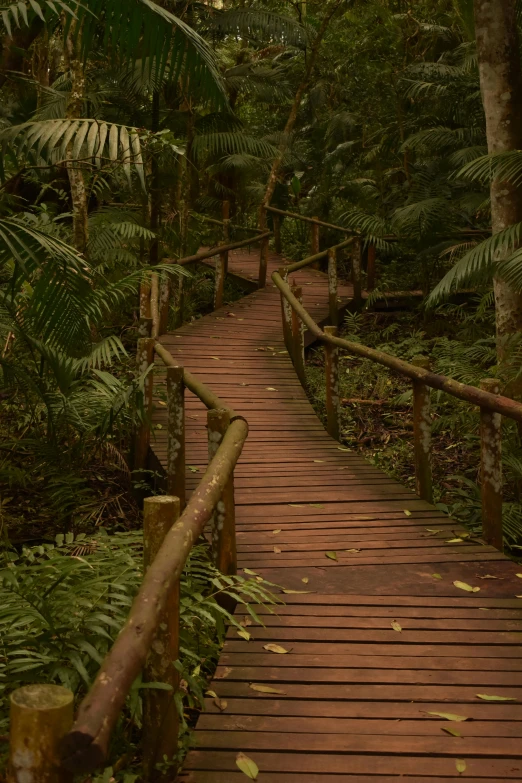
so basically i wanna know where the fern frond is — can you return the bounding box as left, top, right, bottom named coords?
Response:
left=211, top=8, right=308, bottom=48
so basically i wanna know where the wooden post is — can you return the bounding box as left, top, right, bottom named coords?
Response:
left=167, top=366, right=186, bottom=509
left=324, top=326, right=340, bottom=440
left=207, top=409, right=237, bottom=575
left=8, top=684, right=74, bottom=783
left=158, top=275, right=170, bottom=336
left=311, top=216, right=320, bottom=255
left=138, top=316, right=153, bottom=338
left=150, top=272, right=160, bottom=338
left=327, top=247, right=338, bottom=326
left=412, top=355, right=433, bottom=504
left=214, top=250, right=227, bottom=310
left=133, top=337, right=155, bottom=472
left=175, top=275, right=184, bottom=329
left=352, top=238, right=362, bottom=307
left=279, top=266, right=292, bottom=353
left=258, top=235, right=269, bottom=288
left=142, top=495, right=181, bottom=781
left=291, top=284, right=306, bottom=388
left=140, top=278, right=152, bottom=321
left=480, top=378, right=503, bottom=551
left=273, top=214, right=282, bottom=254
left=367, top=243, right=376, bottom=291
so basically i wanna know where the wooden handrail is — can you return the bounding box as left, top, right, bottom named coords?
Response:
left=266, top=205, right=354, bottom=234
left=284, top=237, right=354, bottom=272
left=190, top=211, right=264, bottom=234
left=272, top=269, right=522, bottom=422
left=174, top=231, right=272, bottom=267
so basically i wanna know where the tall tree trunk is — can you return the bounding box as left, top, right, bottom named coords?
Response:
left=64, top=20, right=89, bottom=255
left=260, top=0, right=341, bottom=222
left=474, top=0, right=522, bottom=358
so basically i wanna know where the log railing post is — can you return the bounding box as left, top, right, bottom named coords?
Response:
left=207, top=409, right=237, bottom=575
left=324, top=326, right=340, bottom=441
left=150, top=273, right=160, bottom=338
left=142, top=495, right=181, bottom=780
left=258, top=235, right=269, bottom=288
left=273, top=213, right=282, bottom=254
left=367, top=243, right=376, bottom=291
left=327, top=247, right=338, bottom=326
left=279, top=266, right=292, bottom=353
left=167, top=365, right=186, bottom=509
left=412, top=355, right=433, bottom=504
left=140, top=278, right=152, bottom=322
left=158, top=275, right=170, bottom=336
left=214, top=250, right=227, bottom=310
left=8, top=684, right=74, bottom=783
left=133, top=337, right=155, bottom=472
left=175, top=276, right=184, bottom=329
left=352, top=238, right=362, bottom=307
left=138, top=316, right=153, bottom=338
left=480, top=378, right=503, bottom=551
left=291, top=284, right=306, bottom=388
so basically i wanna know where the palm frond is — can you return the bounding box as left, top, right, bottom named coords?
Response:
left=211, top=8, right=308, bottom=48
left=457, top=149, right=522, bottom=187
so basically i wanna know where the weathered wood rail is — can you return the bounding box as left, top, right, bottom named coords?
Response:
left=7, top=208, right=522, bottom=783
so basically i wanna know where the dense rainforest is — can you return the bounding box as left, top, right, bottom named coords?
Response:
left=2, top=0, right=522, bottom=778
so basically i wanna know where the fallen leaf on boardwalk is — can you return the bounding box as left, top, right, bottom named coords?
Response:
left=289, top=504, right=305, bottom=507
left=424, top=711, right=469, bottom=722
left=210, top=356, right=220, bottom=360
left=281, top=589, right=312, bottom=594
left=215, top=667, right=232, bottom=679
left=325, top=551, right=338, bottom=561
left=337, top=446, right=351, bottom=451
left=446, top=538, right=464, bottom=543
left=255, top=348, right=267, bottom=352
left=456, top=760, right=466, bottom=774
left=309, top=503, right=323, bottom=508
left=313, top=459, right=325, bottom=463
left=255, top=576, right=264, bottom=582
left=249, top=683, right=286, bottom=694
left=188, top=465, right=199, bottom=473
left=214, top=697, right=227, bottom=711
left=516, top=595, right=522, bottom=598
left=476, top=693, right=517, bottom=701
left=236, top=752, right=259, bottom=780
left=391, top=620, right=402, bottom=633
left=237, top=628, right=251, bottom=641
left=266, top=387, right=277, bottom=391
left=263, top=643, right=290, bottom=654
left=302, top=577, right=309, bottom=584
left=239, top=383, right=249, bottom=386
left=243, top=568, right=258, bottom=576
left=237, top=318, right=244, bottom=321
left=479, top=607, right=490, bottom=610
left=453, top=580, right=480, bottom=592
left=426, top=528, right=443, bottom=534
left=158, top=400, right=167, bottom=406
left=516, top=573, right=522, bottom=578
left=227, top=312, right=236, bottom=317
left=274, top=546, right=282, bottom=554
left=432, top=573, right=442, bottom=579
left=441, top=726, right=461, bottom=737
left=206, top=690, right=218, bottom=698
left=272, top=529, right=282, bottom=534
left=240, top=617, right=252, bottom=627
left=403, top=510, right=412, bottom=517
left=477, top=574, right=499, bottom=579
left=345, top=548, right=361, bottom=553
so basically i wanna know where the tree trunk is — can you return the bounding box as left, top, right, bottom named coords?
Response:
left=260, top=0, right=341, bottom=222
left=474, top=0, right=522, bottom=357
left=64, top=20, right=89, bottom=255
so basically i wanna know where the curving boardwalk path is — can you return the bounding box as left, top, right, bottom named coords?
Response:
left=151, top=249, right=522, bottom=782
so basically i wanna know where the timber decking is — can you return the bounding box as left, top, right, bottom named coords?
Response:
left=150, top=249, right=522, bottom=782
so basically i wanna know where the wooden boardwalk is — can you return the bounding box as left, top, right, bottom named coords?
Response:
left=151, top=249, right=522, bottom=782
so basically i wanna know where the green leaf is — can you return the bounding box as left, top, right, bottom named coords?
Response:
left=325, top=551, right=338, bottom=561
left=236, top=752, right=259, bottom=780
left=476, top=693, right=517, bottom=701
left=456, top=759, right=466, bottom=774
left=425, top=711, right=469, bottom=722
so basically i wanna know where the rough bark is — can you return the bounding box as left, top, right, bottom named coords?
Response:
left=474, top=0, right=522, bottom=354
left=260, top=0, right=342, bottom=222
left=64, top=21, right=89, bottom=255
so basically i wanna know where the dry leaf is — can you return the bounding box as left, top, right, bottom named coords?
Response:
left=391, top=620, right=402, bottom=633
left=424, top=711, right=469, bottom=722
left=274, top=546, right=282, bottom=554
left=516, top=573, right=522, bottom=578
left=309, top=503, right=323, bottom=508
left=206, top=690, right=218, bottom=698
left=432, top=573, right=442, bottom=579
left=237, top=628, right=251, bottom=641
left=215, top=667, right=232, bottom=679
left=210, top=356, right=220, bottom=360
left=337, top=446, right=351, bottom=451
left=453, top=580, right=480, bottom=593
left=249, top=683, right=285, bottom=694
left=289, top=503, right=305, bottom=507
left=446, top=538, right=464, bottom=543
left=281, top=588, right=312, bottom=594
left=476, top=693, right=517, bottom=701
left=441, top=726, right=461, bottom=737
left=266, top=387, right=277, bottom=391
left=313, top=459, right=325, bottom=463
left=272, top=529, right=282, bottom=534
left=240, top=617, right=252, bottom=628
left=478, top=574, right=499, bottom=579
left=403, top=510, right=412, bottom=517
left=214, top=697, right=227, bottom=712
left=263, top=643, right=290, bottom=654
left=345, top=548, right=361, bottom=553
left=302, top=577, right=309, bottom=584
left=236, top=752, right=259, bottom=780
left=456, top=760, right=466, bottom=774
left=325, top=551, right=338, bottom=561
